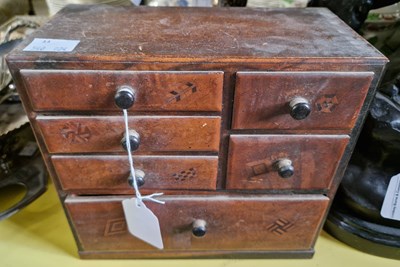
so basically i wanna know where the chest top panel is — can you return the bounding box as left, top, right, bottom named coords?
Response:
left=8, top=5, right=385, bottom=64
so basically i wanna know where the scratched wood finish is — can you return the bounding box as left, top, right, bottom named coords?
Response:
left=232, top=72, right=373, bottom=131
left=7, top=6, right=384, bottom=63
left=36, top=116, right=221, bottom=153
left=52, top=155, right=218, bottom=192
left=65, top=195, right=329, bottom=253
left=227, top=135, right=349, bottom=190
left=5, top=5, right=388, bottom=259
left=20, top=70, right=223, bottom=112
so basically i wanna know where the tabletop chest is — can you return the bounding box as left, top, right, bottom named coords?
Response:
left=7, top=5, right=387, bottom=259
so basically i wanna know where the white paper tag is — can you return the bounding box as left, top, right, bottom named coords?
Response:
left=122, top=198, right=164, bottom=249
left=381, top=173, right=400, bottom=221
left=23, top=38, right=80, bottom=52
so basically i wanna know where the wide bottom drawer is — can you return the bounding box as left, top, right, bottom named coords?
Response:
left=65, top=195, right=329, bottom=256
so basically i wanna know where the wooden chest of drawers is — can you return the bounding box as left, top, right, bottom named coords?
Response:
left=7, top=5, right=387, bottom=259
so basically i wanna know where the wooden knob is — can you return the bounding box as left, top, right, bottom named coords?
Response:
left=121, top=130, right=140, bottom=151
left=276, top=159, right=294, bottom=178
left=128, top=169, right=145, bottom=188
left=115, top=86, right=136, bottom=109
left=192, top=219, right=207, bottom=237
left=289, top=97, right=311, bottom=120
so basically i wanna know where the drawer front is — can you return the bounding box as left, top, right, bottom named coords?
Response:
left=232, top=72, right=373, bottom=131
left=65, top=195, right=329, bottom=252
left=36, top=116, right=220, bottom=153
left=227, top=135, right=349, bottom=190
left=52, top=155, right=218, bottom=192
left=21, top=70, right=223, bottom=112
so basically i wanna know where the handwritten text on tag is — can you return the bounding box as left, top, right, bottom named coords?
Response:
left=23, top=38, right=80, bottom=52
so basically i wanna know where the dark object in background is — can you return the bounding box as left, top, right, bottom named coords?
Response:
left=0, top=17, right=46, bottom=220
left=325, top=92, right=400, bottom=259
left=6, top=5, right=387, bottom=258
left=0, top=0, right=30, bottom=25
left=307, top=0, right=400, bottom=31
left=310, top=0, right=400, bottom=259
left=220, top=0, right=247, bottom=7
left=0, top=123, right=47, bottom=220
left=1, top=19, right=40, bottom=102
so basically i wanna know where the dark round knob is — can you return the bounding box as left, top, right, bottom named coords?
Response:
left=128, top=169, right=145, bottom=188
left=121, top=130, right=140, bottom=151
left=276, top=159, right=294, bottom=178
left=289, top=97, right=311, bottom=120
left=192, top=219, right=207, bottom=237
left=115, top=86, right=136, bottom=109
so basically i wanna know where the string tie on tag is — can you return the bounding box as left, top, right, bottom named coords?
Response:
left=123, top=109, right=165, bottom=205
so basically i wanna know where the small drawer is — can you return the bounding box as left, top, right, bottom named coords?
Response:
left=232, top=72, right=373, bottom=131
left=36, top=115, right=220, bottom=153
left=20, top=70, right=223, bottom=112
left=52, top=155, right=218, bottom=192
left=65, top=195, right=329, bottom=254
left=227, top=135, right=349, bottom=190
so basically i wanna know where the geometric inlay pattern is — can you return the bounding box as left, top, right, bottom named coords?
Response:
left=245, top=159, right=271, bottom=178
left=172, top=168, right=197, bottom=182
left=166, top=82, right=197, bottom=104
left=267, top=218, right=294, bottom=236
left=316, top=94, right=339, bottom=113
left=60, top=122, right=91, bottom=143
left=104, top=218, right=127, bottom=236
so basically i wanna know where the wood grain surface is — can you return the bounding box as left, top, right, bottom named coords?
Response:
left=21, top=70, right=223, bottom=112
left=5, top=5, right=388, bottom=259
left=52, top=155, right=218, bottom=192
left=65, top=195, right=329, bottom=253
left=8, top=6, right=384, bottom=63
left=227, top=135, right=349, bottom=190
left=36, top=115, right=221, bottom=153
left=232, top=72, right=373, bottom=131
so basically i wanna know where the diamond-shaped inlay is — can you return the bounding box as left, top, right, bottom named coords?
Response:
left=104, top=218, right=127, bottom=236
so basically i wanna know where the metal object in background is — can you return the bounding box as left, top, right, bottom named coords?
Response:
left=0, top=123, right=47, bottom=220
left=0, top=16, right=48, bottom=220
left=325, top=92, right=400, bottom=259
left=313, top=1, right=400, bottom=259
